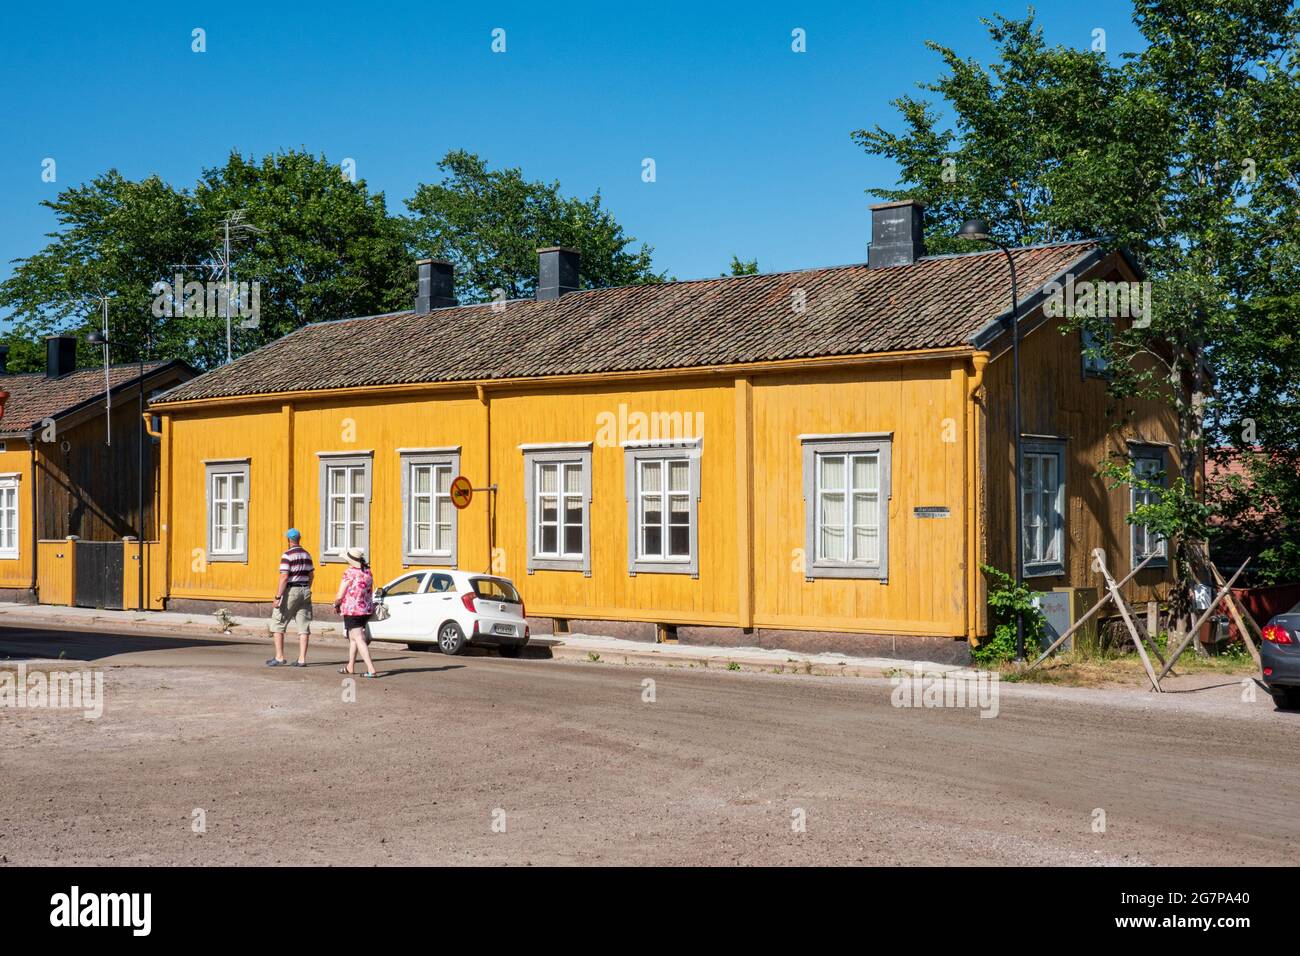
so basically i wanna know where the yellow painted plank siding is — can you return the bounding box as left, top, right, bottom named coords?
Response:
left=0, top=439, right=34, bottom=590
left=750, top=361, right=969, bottom=637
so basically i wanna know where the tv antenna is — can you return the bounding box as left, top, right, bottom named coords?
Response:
left=170, top=210, right=263, bottom=363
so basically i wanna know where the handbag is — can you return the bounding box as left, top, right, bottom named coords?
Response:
left=371, top=599, right=391, bottom=622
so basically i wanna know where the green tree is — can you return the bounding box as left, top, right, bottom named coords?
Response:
left=724, top=255, right=759, bottom=276
left=407, top=150, right=664, bottom=302
left=192, top=150, right=412, bottom=367
left=854, top=4, right=1300, bottom=616
left=0, top=151, right=412, bottom=371
left=0, top=170, right=206, bottom=369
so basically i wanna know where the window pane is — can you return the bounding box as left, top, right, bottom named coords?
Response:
left=668, top=525, right=689, bottom=557
left=413, top=465, right=431, bottom=494
left=415, top=497, right=431, bottom=525
left=819, top=492, right=845, bottom=561
left=563, top=524, right=582, bottom=555
left=819, top=455, right=845, bottom=491
left=643, top=524, right=662, bottom=558
left=330, top=468, right=345, bottom=494
left=641, top=495, right=662, bottom=529
left=852, top=454, right=878, bottom=491
left=330, top=498, right=344, bottom=523
left=541, top=525, right=558, bottom=553
left=436, top=466, right=451, bottom=493
left=640, top=460, right=661, bottom=493
left=350, top=467, right=365, bottom=495
left=564, top=499, right=582, bottom=528
left=541, top=495, right=558, bottom=525
left=669, top=494, right=689, bottom=524
left=538, top=463, right=557, bottom=495
left=564, top=463, right=581, bottom=494
left=351, top=498, right=366, bottom=525
left=230, top=474, right=244, bottom=499
left=415, top=524, right=431, bottom=552
left=668, top=460, right=688, bottom=492
left=854, top=526, right=879, bottom=563
left=436, top=498, right=452, bottom=527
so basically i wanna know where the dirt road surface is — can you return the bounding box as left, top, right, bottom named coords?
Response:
left=1, top=622, right=1296, bottom=866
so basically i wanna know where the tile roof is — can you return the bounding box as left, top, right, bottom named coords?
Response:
left=156, top=242, right=1101, bottom=405
left=0, top=362, right=171, bottom=431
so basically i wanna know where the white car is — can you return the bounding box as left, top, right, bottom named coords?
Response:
left=367, top=569, right=530, bottom=656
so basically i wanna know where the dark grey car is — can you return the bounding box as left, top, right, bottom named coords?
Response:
left=1262, top=599, right=1300, bottom=709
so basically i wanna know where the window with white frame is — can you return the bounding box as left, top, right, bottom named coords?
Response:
left=1130, top=445, right=1168, bottom=567
left=204, top=460, right=249, bottom=562
left=801, top=435, right=892, bottom=580
left=523, top=444, right=592, bottom=574
left=624, top=441, right=701, bottom=576
left=0, top=474, right=19, bottom=558
left=318, top=453, right=372, bottom=562
left=1022, top=439, right=1066, bottom=577
left=400, top=449, right=459, bottom=566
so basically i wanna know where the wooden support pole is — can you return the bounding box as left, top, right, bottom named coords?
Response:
left=1158, top=559, right=1251, bottom=682
left=1208, top=560, right=1261, bottom=668
left=1094, top=549, right=1162, bottom=692
left=1025, top=552, right=1157, bottom=671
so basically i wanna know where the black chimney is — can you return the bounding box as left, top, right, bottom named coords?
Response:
left=0, top=345, right=9, bottom=375
left=46, top=335, right=76, bottom=378
left=414, top=259, right=456, bottom=312
left=867, top=200, right=927, bottom=268
left=537, top=247, right=580, bottom=300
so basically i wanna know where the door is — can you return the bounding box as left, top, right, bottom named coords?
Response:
left=74, top=541, right=124, bottom=610
left=367, top=572, right=429, bottom=640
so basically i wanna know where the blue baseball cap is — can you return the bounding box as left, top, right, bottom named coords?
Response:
left=285, top=528, right=300, bottom=540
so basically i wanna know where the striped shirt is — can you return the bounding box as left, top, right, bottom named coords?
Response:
left=278, top=546, right=314, bottom=586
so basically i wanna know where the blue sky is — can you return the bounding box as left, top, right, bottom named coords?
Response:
left=0, top=0, right=1147, bottom=295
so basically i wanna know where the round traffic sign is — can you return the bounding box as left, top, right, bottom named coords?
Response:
left=450, top=475, right=473, bottom=510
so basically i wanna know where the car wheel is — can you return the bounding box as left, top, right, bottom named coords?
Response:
left=437, top=622, right=467, bottom=656
left=497, top=642, right=523, bottom=658
left=1272, top=685, right=1300, bottom=710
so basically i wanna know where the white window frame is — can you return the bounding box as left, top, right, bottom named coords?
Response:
left=1022, top=438, right=1067, bottom=578
left=1130, top=444, right=1169, bottom=569
left=399, top=448, right=459, bottom=567
left=0, top=473, right=20, bottom=559
left=318, top=451, right=373, bottom=563
left=800, top=434, right=892, bottom=581
left=203, top=459, right=249, bottom=563
left=522, top=444, right=592, bottom=575
left=623, top=440, right=701, bottom=577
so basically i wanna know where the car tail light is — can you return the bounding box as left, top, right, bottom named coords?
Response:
left=1264, top=667, right=1273, bottom=677
left=1262, top=624, right=1293, bottom=644
left=461, top=591, right=477, bottom=614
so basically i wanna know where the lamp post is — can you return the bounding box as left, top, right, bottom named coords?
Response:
left=958, top=219, right=1026, bottom=661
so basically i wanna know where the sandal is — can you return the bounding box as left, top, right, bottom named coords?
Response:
left=363, top=672, right=378, bottom=678
left=266, top=658, right=287, bottom=667
left=338, top=667, right=355, bottom=675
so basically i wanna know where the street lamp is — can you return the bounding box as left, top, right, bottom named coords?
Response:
left=958, top=219, right=1026, bottom=661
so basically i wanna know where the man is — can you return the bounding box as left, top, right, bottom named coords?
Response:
left=268, top=528, right=314, bottom=667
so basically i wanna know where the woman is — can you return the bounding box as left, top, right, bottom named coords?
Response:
left=333, top=547, right=379, bottom=678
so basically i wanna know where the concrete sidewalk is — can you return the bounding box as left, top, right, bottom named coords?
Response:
left=0, top=601, right=963, bottom=679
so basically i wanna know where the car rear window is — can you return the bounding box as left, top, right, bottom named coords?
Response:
left=470, top=577, right=521, bottom=604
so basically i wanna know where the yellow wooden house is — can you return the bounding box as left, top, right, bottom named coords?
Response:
left=148, top=202, right=1178, bottom=661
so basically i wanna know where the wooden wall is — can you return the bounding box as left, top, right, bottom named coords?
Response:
left=160, top=358, right=975, bottom=638
left=981, top=300, right=1180, bottom=608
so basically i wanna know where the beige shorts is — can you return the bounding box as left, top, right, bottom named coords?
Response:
left=270, top=585, right=313, bottom=635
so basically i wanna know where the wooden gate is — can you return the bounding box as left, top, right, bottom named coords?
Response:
left=73, top=541, right=124, bottom=610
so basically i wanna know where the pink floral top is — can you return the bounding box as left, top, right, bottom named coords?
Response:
left=338, top=567, right=375, bottom=616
